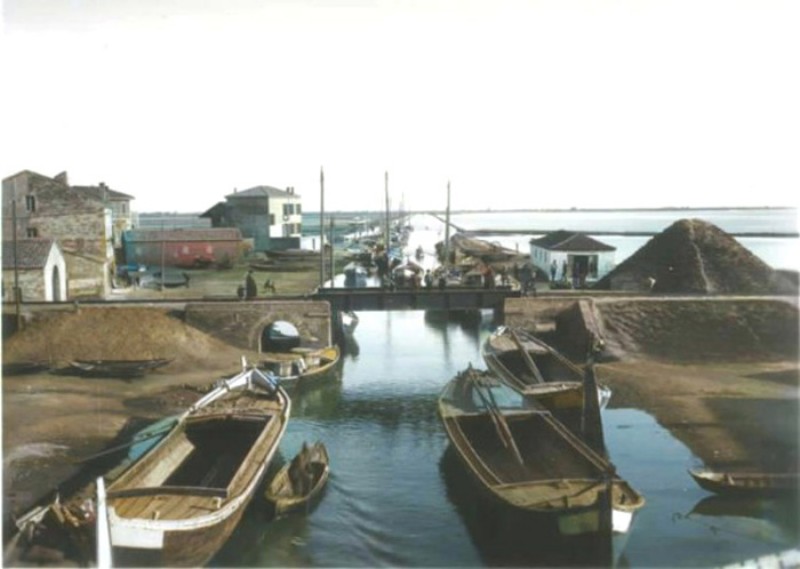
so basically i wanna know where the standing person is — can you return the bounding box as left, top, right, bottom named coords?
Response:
left=519, top=263, right=532, bottom=295
left=550, top=259, right=557, bottom=281
left=562, top=259, right=569, bottom=283
left=245, top=270, right=258, bottom=299
left=424, top=270, right=433, bottom=288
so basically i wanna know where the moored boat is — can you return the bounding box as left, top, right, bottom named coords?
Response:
left=100, top=363, right=291, bottom=567
left=264, top=441, right=330, bottom=516
left=259, top=345, right=341, bottom=384
left=68, top=358, right=172, bottom=379
left=482, top=326, right=611, bottom=408
left=438, top=366, right=644, bottom=536
left=688, top=469, right=800, bottom=497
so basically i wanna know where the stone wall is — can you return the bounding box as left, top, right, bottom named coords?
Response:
left=184, top=300, right=332, bottom=352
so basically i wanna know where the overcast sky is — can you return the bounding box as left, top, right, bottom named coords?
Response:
left=1, top=0, right=798, bottom=213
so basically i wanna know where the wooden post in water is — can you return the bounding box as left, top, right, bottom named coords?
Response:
left=319, top=167, right=325, bottom=288
left=582, top=346, right=607, bottom=456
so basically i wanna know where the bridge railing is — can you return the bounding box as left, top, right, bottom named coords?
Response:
left=312, top=285, right=520, bottom=312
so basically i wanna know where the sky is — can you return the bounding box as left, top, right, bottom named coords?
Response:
left=1, top=0, right=798, bottom=214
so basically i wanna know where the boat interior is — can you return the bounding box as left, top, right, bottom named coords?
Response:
left=457, top=412, right=602, bottom=484
left=108, top=414, right=273, bottom=507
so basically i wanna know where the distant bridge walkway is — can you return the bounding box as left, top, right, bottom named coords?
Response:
left=312, top=285, right=521, bottom=313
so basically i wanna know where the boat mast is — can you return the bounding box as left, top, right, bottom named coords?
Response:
left=384, top=171, right=390, bottom=255
left=319, top=167, right=325, bottom=288
left=443, top=180, right=451, bottom=268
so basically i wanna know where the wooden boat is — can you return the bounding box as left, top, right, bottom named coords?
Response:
left=438, top=366, right=644, bottom=536
left=2, top=360, right=51, bottom=376
left=259, top=345, right=341, bottom=383
left=264, top=442, right=330, bottom=516
left=68, top=358, right=172, bottom=379
left=99, top=363, right=291, bottom=567
left=688, top=469, right=800, bottom=497
left=482, top=326, right=611, bottom=409
left=4, top=416, right=181, bottom=567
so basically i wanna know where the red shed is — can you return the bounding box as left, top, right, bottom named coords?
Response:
left=122, top=228, right=243, bottom=268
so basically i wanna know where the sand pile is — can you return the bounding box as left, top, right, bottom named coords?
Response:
left=595, top=219, right=797, bottom=294
left=594, top=298, right=799, bottom=363
left=2, top=306, right=255, bottom=372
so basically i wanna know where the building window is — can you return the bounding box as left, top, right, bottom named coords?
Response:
left=26, top=227, right=38, bottom=237
left=25, top=195, right=36, bottom=212
left=269, top=214, right=276, bottom=226
left=296, top=204, right=302, bottom=214
left=122, top=203, right=128, bottom=214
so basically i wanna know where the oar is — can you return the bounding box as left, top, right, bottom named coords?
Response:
left=509, top=329, right=545, bottom=384
left=471, top=377, right=524, bottom=465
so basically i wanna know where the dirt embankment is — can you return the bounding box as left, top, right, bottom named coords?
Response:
left=568, top=297, right=800, bottom=473
left=2, top=306, right=264, bottom=517
left=2, top=306, right=260, bottom=373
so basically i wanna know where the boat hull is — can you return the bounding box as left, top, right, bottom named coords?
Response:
left=104, top=367, right=290, bottom=567
left=438, top=369, right=644, bottom=537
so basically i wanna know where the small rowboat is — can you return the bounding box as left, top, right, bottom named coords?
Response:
left=688, top=469, right=800, bottom=497
left=68, top=358, right=172, bottom=379
left=259, top=345, right=341, bottom=383
left=265, top=442, right=330, bottom=516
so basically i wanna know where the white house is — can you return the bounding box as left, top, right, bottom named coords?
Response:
left=2, top=238, right=68, bottom=301
left=529, top=230, right=616, bottom=285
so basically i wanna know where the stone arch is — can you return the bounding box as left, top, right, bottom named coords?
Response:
left=249, top=312, right=322, bottom=353
left=51, top=265, right=62, bottom=301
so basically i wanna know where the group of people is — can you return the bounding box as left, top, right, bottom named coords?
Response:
left=239, top=270, right=276, bottom=299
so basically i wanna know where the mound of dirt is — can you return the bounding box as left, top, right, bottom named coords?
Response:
left=594, top=219, right=797, bottom=294
left=594, top=298, right=799, bottom=363
left=2, top=306, right=258, bottom=373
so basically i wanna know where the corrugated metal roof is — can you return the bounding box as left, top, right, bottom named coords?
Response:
left=225, top=186, right=300, bottom=199
left=124, top=228, right=242, bottom=242
left=530, top=231, right=615, bottom=252
left=2, top=238, right=57, bottom=269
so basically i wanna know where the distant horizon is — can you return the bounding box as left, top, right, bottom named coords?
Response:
left=136, top=205, right=798, bottom=216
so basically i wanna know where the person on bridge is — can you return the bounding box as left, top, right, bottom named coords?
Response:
left=245, top=270, right=258, bottom=300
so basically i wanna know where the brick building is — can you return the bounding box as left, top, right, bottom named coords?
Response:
left=2, top=170, right=115, bottom=298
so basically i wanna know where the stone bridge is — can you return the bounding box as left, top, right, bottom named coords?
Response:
left=184, top=300, right=332, bottom=353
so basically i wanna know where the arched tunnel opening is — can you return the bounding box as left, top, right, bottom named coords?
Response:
left=260, top=320, right=301, bottom=353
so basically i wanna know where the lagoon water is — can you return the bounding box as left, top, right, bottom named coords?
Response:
left=211, top=309, right=798, bottom=568
left=209, top=210, right=798, bottom=567
left=446, top=208, right=800, bottom=272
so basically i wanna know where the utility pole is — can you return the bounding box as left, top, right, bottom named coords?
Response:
left=319, top=167, right=325, bottom=288
left=12, top=199, right=22, bottom=330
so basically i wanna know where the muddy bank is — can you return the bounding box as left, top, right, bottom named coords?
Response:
left=599, top=359, right=799, bottom=473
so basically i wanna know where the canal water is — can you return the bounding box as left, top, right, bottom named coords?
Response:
left=211, top=309, right=798, bottom=567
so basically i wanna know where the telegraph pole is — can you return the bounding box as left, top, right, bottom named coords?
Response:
left=12, top=199, right=22, bottom=329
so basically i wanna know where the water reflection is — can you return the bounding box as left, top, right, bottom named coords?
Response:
left=439, top=446, right=616, bottom=567
left=687, top=495, right=800, bottom=544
